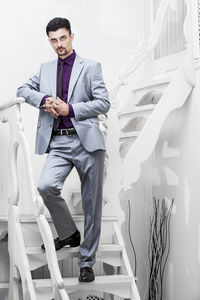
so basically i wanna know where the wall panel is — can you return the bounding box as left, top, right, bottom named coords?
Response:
left=154, top=0, right=186, bottom=59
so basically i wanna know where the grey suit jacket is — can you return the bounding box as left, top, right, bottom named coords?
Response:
left=17, top=54, right=110, bottom=154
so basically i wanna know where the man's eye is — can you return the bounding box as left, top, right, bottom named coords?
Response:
left=51, top=39, right=57, bottom=43
left=60, top=36, right=67, bottom=41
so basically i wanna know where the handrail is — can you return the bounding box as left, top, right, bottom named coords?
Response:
left=0, top=100, right=69, bottom=299
left=0, top=97, right=25, bottom=111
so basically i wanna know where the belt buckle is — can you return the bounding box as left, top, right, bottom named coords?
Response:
left=68, top=129, right=73, bottom=136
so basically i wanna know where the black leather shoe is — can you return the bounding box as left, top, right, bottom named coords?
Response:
left=79, top=267, right=95, bottom=282
left=41, top=229, right=80, bottom=251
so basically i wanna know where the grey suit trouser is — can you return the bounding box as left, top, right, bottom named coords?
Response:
left=37, top=134, right=105, bottom=268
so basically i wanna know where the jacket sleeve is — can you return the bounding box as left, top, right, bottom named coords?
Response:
left=71, top=63, right=110, bottom=120
left=16, top=64, right=47, bottom=109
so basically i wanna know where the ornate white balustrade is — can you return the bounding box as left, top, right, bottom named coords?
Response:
left=0, top=99, right=69, bottom=300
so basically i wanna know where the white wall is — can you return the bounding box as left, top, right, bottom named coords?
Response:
left=152, top=70, right=200, bottom=300
left=154, top=0, right=185, bottom=58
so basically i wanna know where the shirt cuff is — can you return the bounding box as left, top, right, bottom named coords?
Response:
left=68, top=104, right=75, bottom=117
left=40, top=95, right=49, bottom=107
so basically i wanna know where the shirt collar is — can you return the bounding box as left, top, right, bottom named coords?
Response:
left=58, top=49, right=76, bottom=66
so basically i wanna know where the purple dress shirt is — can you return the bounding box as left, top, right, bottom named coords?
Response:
left=42, top=50, right=76, bottom=129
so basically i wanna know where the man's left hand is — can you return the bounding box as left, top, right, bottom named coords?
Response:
left=54, top=97, right=69, bottom=116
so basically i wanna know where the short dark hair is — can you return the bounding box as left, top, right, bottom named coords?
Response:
left=46, top=17, right=72, bottom=36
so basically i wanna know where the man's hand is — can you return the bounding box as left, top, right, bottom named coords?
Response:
left=54, top=97, right=69, bottom=116
left=43, top=97, right=69, bottom=117
left=43, top=97, right=59, bottom=118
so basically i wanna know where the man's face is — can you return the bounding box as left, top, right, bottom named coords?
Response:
left=48, top=28, right=74, bottom=58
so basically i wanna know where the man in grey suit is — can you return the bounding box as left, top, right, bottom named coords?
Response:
left=17, top=17, right=110, bottom=282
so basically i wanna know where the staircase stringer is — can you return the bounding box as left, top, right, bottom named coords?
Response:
left=113, top=221, right=141, bottom=300
left=122, top=55, right=195, bottom=189
left=8, top=205, right=37, bottom=300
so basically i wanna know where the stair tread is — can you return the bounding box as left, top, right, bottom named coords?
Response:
left=21, top=215, right=118, bottom=223
left=26, top=244, right=123, bottom=255
left=119, top=104, right=156, bottom=117
left=133, top=104, right=157, bottom=111
left=133, top=78, right=170, bottom=91
left=33, top=275, right=132, bottom=289
left=0, top=215, right=118, bottom=223
left=120, top=131, right=140, bottom=139
left=0, top=282, right=9, bottom=289
left=0, top=216, right=8, bottom=222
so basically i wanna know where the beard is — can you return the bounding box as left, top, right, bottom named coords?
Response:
left=56, top=47, right=68, bottom=56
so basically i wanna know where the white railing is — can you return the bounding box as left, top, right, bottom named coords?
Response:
left=0, top=99, right=69, bottom=300
left=110, top=0, right=199, bottom=108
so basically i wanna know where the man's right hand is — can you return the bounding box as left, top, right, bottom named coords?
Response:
left=43, top=97, right=59, bottom=118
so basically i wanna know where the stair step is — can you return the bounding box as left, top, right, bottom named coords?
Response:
left=0, top=215, right=118, bottom=223
left=20, top=215, right=118, bottom=223
left=34, top=275, right=132, bottom=298
left=0, top=217, right=9, bottom=239
left=0, top=282, right=9, bottom=289
left=119, top=104, right=156, bottom=118
left=27, top=244, right=123, bottom=270
left=120, top=131, right=140, bottom=140
left=26, top=244, right=123, bottom=255
left=34, top=274, right=132, bottom=289
left=133, top=104, right=157, bottom=112
left=134, top=78, right=170, bottom=92
left=119, top=104, right=156, bottom=133
left=20, top=215, right=118, bottom=248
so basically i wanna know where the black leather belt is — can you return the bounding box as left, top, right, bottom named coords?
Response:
left=53, top=128, right=77, bottom=136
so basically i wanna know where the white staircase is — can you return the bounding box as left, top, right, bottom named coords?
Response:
left=118, top=81, right=168, bottom=159
left=1, top=212, right=140, bottom=300
left=111, top=1, right=198, bottom=295
left=21, top=215, right=138, bottom=300
left=122, top=55, right=195, bottom=188
left=109, top=0, right=199, bottom=190
left=0, top=99, right=141, bottom=300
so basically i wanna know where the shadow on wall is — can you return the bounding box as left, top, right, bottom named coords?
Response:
left=153, top=103, right=200, bottom=299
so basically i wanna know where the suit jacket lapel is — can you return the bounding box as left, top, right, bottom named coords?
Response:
left=48, top=55, right=84, bottom=100
left=48, top=59, right=58, bottom=98
left=68, top=55, right=84, bottom=102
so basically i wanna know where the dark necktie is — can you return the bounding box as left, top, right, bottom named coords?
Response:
left=53, top=60, right=65, bottom=130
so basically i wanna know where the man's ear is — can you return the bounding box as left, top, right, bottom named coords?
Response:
left=71, top=33, right=74, bottom=41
